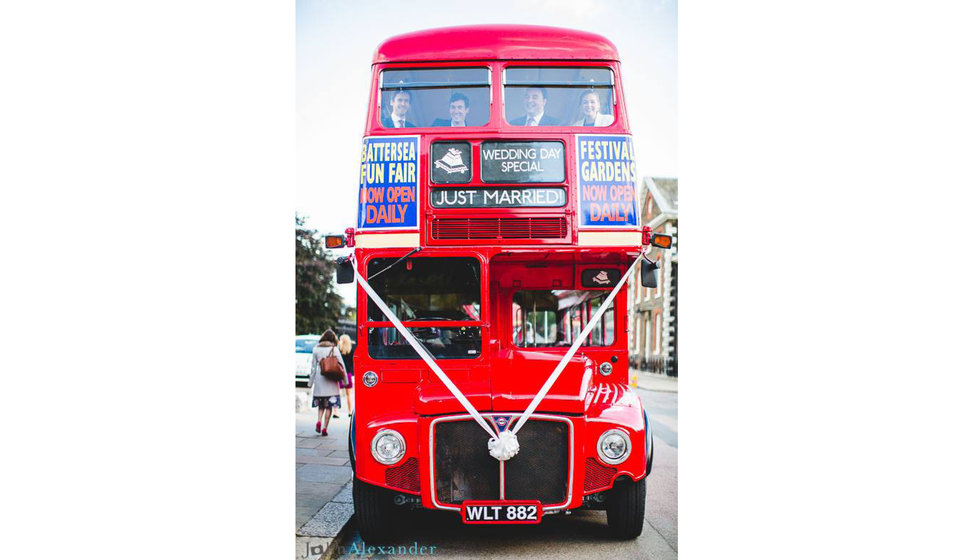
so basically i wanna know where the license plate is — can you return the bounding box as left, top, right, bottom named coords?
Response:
left=460, top=501, right=542, bottom=524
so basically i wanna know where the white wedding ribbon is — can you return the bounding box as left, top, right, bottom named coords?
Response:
left=508, top=251, right=646, bottom=437
left=351, top=249, right=648, bottom=460
left=351, top=255, right=498, bottom=441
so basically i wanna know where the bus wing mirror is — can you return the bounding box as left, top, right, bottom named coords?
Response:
left=650, top=233, right=672, bottom=249
left=640, top=259, right=659, bottom=288
left=324, top=234, right=346, bottom=249
left=336, top=257, right=354, bottom=284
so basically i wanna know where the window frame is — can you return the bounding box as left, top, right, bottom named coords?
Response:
left=377, top=66, right=493, bottom=130
left=501, top=63, right=618, bottom=129
left=364, top=254, right=486, bottom=360
left=510, top=288, right=617, bottom=349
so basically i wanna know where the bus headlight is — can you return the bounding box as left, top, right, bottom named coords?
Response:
left=599, top=362, right=613, bottom=376
left=362, top=371, right=378, bottom=387
left=371, top=429, right=406, bottom=465
left=597, top=429, right=631, bottom=465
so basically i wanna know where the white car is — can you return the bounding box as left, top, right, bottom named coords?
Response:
left=295, top=334, right=320, bottom=383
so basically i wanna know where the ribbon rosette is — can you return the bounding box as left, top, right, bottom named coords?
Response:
left=488, top=430, right=520, bottom=461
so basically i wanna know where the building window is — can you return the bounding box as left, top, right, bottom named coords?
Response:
left=655, top=311, right=662, bottom=354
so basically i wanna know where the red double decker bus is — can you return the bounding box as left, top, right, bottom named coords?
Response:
left=329, top=25, right=669, bottom=542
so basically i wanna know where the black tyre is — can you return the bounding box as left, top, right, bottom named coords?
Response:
left=348, top=414, right=355, bottom=473
left=353, top=477, right=396, bottom=543
left=606, top=477, right=646, bottom=539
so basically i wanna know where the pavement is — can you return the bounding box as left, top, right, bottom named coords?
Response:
left=295, top=370, right=676, bottom=560
left=632, top=368, right=678, bottom=393
left=296, top=386, right=355, bottom=560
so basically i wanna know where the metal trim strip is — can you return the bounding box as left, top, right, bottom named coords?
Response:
left=429, top=413, right=574, bottom=512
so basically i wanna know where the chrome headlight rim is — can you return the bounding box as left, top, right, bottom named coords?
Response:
left=596, top=428, right=632, bottom=465
left=362, top=370, right=378, bottom=387
left=598, top=361, right=613, bottom=376
left=371, top=429, right=406, bottom=465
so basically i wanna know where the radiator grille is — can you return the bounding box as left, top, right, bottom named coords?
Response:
left=503, top=421, right=569, bottom=504
left=385, top=457, right=420, bottom=492
left=584, top=457, right=616, bottom=492
left=433, top=418, right=570, bottom=506
left=434, top=421, right=500, bottom=504
left=431, top=217, right=568, bottom=240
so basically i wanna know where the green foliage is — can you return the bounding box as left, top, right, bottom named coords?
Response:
left=296, top=214, right=345, bottom=336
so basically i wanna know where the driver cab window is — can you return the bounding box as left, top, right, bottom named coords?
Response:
left=366, top=256, right=482, bottom=359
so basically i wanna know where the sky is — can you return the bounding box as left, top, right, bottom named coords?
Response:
left=296, top=0, right=677, bottom=304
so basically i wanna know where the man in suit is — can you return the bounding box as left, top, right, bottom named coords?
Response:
left=380, top=90, right=416, bottom=128
left=431, top=92, right=470, bottom=127
left=508, top=87, right=560, bottom=126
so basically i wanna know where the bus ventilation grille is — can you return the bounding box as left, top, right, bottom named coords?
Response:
left=584, top=457, right=616, bottom=492
left=385, top=458, right=420, bottom=492
left=431, top=218, right=568, bottom=240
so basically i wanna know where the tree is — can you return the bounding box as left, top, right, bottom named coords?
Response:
left=296, top=214, right=345, bottom=335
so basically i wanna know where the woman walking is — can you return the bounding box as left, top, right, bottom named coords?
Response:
left=337, top=334, right=356, bottom=418
left=308, top=329, right=345, bottom=436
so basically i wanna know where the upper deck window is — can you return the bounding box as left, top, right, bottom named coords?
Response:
left=380, top=68, right=490, bottom=129
left=504, top=67, right=615, bottom=128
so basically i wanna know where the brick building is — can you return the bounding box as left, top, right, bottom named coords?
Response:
left=628, top=177, right=678, bottom=376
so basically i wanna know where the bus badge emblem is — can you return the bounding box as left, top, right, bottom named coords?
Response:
left=435, top=148, right=469, bottom=174
left=493, top=416, right=511, bottom=429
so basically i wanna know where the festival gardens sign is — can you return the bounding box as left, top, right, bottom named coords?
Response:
left=575, top=134, right=638, bottom=228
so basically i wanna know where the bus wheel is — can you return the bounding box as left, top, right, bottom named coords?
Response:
left=606, top=477, right=646, bottom=539
left=353, top=477, right=396, bottom=543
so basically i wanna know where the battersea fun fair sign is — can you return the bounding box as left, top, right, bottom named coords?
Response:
left=575, top=135, right=638, bottom=228
left=358, top=136, right=419, bottom=230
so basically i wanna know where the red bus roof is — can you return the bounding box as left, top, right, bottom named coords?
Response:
left=373, top=25, right=620, bottom=64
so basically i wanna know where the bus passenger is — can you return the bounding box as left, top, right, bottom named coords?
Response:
left=572, top=90, right=614, bottom=127
left=381, top=90, right=416, bottom=128
left=509, top=87, right=559, bottom=126
left=431, top=93, right=470, bottom=127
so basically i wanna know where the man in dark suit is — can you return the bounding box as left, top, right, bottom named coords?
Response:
left=431, top=92, right=470, bottom=127
left=508, top=87, right=560, bottom=126
left=380, top=90, right=416, bottom=128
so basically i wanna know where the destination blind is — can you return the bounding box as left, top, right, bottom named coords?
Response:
left=430, top=187, right=566, bottom=209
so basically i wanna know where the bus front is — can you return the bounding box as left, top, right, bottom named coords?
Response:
left=337, top=25, right=657, bottom=542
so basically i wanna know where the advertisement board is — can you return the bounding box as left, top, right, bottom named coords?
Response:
left=575, top=134, right=638, bottom=228
left=357, top=135, right=420, bottom=230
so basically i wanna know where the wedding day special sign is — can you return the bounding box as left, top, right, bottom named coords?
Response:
left=480, top=141, right=565, bottom=183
